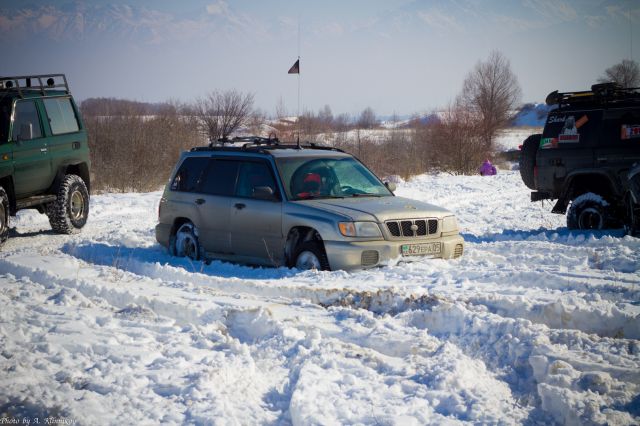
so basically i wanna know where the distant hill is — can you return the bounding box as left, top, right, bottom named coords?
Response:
left=511, top=103, right=553, bottom=127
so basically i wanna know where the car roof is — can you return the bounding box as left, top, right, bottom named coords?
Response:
left=188, top=144, right=351, bottom=159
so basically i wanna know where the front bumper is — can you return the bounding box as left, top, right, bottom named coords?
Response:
left=324, top=234, right=465, bottom=271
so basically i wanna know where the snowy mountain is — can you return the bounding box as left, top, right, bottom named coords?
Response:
left=1, top=171, right=638, bottom=424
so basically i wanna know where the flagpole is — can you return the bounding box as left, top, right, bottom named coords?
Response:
left=297, top=17, right=301, bottom=146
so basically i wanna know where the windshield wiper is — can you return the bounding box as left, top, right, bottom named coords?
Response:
left=297, top=195, right=345, bottom=200
left=350, top=193, right=382, bottom=197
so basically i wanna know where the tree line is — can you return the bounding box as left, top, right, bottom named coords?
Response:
left=83, top=55, right=638, bottom=192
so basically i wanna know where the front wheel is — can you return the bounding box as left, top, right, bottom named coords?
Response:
left=567, top=193, right=610, bottom=230
left=47, top=174, right=90, bottom=234
left=293, top=241, right=330, bottom=271
left=170, top=222, right=202, bottom=261
left=0, top=186, right=9, bottom=246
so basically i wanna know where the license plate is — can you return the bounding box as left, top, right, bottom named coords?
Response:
left=401, top=242, right=441, bottom=256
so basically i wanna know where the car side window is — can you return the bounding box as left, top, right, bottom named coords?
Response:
left=171, top=157, right=208, bottom=192
left=43, top=97, right=80, bottom=135
left=199, top=159, right=239, bottom=196
left=11, top=100, right=43, bottom=141
left=236, top=161, right=278, bottom=199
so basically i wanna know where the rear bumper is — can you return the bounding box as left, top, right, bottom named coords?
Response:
left=324, top=234, right=465, bottom=271
left=155, top=223, right=172, bottom=248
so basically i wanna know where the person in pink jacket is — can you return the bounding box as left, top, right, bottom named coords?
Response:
left=479, top=159, right=497, bottom=176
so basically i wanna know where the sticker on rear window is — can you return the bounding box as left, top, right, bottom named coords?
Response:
left=555, top=115, right=588, bottom=144
left=621, top=125, right=640, bottom=140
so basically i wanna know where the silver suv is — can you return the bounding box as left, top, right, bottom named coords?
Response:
left=155, top=138, right=464, bottom=271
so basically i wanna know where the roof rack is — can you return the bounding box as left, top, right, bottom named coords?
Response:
left=546, top=82, right=640, bottom=107
left=0, top=74, right=70, bottom=98
left=210, top=135, right=280, bottom=148
left=192, top=136, right=345, bottom=154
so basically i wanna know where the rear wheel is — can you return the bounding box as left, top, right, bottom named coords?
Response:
left=171, top=222, right=202, bottom=261
left=0, top=187, right=9, bottom=246
left=567, top=193, right=610, bottom=230
left=293, top=241, right=330, bottom=271
left=47, top=174, right=90, bottom=234
left=519, top=134, right=541, bottom=190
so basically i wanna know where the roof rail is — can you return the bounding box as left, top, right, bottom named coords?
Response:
left=0, top=74, right=70, bottom=98
left=546, top=82, right=640, bottom=107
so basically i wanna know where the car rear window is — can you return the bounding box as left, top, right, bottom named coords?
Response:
left=171, top=157, right=208, bottom=192
left=541, top=110, right=602, bottom=149
left=43, top=97, right=80, bottom=135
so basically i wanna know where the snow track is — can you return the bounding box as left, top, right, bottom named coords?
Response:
left=1, top=172, right=639, bottom=425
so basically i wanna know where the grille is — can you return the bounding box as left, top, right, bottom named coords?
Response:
left=386, top=218, right=438, bottom=237
left=361, top=250, right=380, bottom=266
left=454, top=244, right=463, bottom=258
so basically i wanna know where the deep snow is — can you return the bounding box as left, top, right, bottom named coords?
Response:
left=0, top=171, right=638, bottom=425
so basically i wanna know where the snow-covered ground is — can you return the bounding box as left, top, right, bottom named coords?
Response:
left=495, top=127, right=542, bottom=151
left=1, top=171, right=638, bottom=425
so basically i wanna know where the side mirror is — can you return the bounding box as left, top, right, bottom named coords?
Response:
left=253, top=186, right=277, bottom=201
left=18, top=123, right=33, bottom=141
left=385, top=181, right=396, bottom=192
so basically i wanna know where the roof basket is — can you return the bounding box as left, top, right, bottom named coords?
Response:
left=0, top=74, right=70, bottom=98
left=546, top=82, right=639, bottom=107
left=210, top=135, right=280, bottom=148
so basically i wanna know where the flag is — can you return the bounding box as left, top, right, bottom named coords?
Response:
left=288, top=59, right=300, bottom=74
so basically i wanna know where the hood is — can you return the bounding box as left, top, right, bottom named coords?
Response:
left=300, top=196, right=452, bottom=222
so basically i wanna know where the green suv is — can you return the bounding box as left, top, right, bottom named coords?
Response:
left=0, top=74, right=91, bottom=245
left=156, top=137, right=464, bottom=271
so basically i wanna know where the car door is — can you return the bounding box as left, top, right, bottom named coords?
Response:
left=537, top=109, right=601, bottom=191
left=194, top=158, right=239, bottom=257
left=10, top=98, right=52, bottom=196
left=229, top=159, right=284, bottom=266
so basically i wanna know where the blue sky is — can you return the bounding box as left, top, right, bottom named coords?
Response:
left=1, top=0, right=638, bottom=117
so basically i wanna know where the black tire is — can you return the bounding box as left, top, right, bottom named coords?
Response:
left=170, top=222, right=202, bottom=261
left=0, top=186, right=9, bottom=246
left=567, top=193, right=611, bottom=230
left=292, top=241, right=330, bottom=271
left=625, top=192, right=640, bottom=236
left=519, top=134, right=541, bottom=190
left=47, top=174, right=90, bottom=234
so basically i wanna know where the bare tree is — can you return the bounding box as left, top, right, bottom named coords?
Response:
left=275, top=96, right=287, bottom=120
left=358, top=107, right=377, bottom=129
left=459, top=51, right=521, bottom=150
left=598, top=59, right=640, bottom=88
left=194, top=90, right=255, bottom=141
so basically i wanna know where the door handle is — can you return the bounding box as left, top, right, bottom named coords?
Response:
left=234, top=203, right=246, bottom=210
left=40, top=147, right=48, bottom=153
left=195, top=198, right=205, bottom=205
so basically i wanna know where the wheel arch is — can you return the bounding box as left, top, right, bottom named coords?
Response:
left=50, top=163, right=91, bottom=195
left=284, top=226, right=327, bottom=267
left=554, top=171, right=619, bottom=214
left=0, top=175, right=16, bottom=215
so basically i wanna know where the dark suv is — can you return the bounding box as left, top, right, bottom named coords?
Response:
left=0, top=74, right=91, bottom=245
left=520, top=83, right=640, bottom=230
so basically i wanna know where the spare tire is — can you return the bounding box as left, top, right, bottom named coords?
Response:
left=519, top=134, right=541, bottom=190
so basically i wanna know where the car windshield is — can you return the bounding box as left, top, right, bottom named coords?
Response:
left=0, top=97, right=11, bottom=143
left=275, top=155, right=393, bottom=200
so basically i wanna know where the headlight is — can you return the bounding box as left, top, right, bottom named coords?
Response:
left=338, top=221, right=382, bottom=237
left=442, top=215, right=458, bottom=232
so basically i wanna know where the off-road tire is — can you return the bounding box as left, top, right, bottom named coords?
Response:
left=0, top=186, right=9, bottom=246
left=47, top=174, right=90, bottom=234
left=170, top=222, right=202, bottom=261
left=519, top=134, right=541, bottom=190
left=292, top=241, right=330, bottom=271
left=567, top=193, right=611, bottom=230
